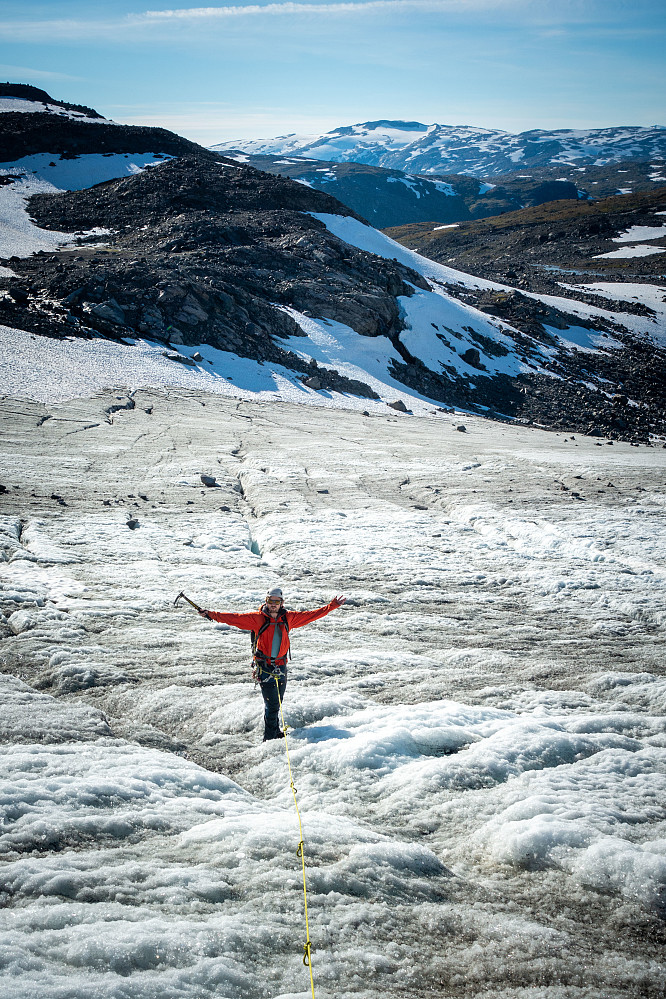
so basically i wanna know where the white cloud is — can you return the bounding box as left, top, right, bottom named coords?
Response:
left=1, top=0, right=526, bottom=41
left=0, top=65, right=82, bottom=82
left=141, top=0, right=521, bottom=19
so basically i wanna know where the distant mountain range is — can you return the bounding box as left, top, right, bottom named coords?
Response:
left=213, top=120, right=666, bottom=178
left=216, top=151, right=666, bottom=230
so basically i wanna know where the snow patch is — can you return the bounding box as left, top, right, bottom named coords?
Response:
left=0, top=97, right=115, bottom=123
left=594, top=245, right=665, bottom=260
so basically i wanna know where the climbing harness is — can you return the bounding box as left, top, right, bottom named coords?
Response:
left=251, top=606, right=291, bottom=681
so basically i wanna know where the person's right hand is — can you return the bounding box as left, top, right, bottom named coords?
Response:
left=198, top=609, right=210, bottom=618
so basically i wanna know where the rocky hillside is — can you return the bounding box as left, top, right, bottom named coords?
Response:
left=385, top=188, right=666, bottom=296
left=1, top=87, right=665, bottom=444
left=0, top=153, right=427, bottom=399
left=215, top=119, right=666, bottom=178
left=0, top=85, right=202, bottom=163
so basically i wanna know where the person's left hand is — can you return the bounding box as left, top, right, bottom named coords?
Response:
left=331, top=594, right=346, bottom=608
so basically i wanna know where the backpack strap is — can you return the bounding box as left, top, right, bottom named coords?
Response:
left=250, top=607, right=291, bottom=661
left=278, top=607, right=291, bottom=660
left=251, top=610, right=273, bottom=657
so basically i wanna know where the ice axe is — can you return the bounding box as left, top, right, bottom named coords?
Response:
left=174, top=591, right=204, bottom=613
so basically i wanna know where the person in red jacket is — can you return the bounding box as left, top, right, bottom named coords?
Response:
left=199, top=587, right=346, bottom=741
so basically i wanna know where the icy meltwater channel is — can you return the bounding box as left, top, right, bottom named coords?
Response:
left=0, top=390, right=665, bottom=999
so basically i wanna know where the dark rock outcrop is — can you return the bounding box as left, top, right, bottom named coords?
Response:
left=0, top=82, right=103, bottom=119
left=0, top=154, right=425, bottom=401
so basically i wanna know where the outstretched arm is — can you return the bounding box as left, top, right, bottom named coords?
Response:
left=198, top=610, right=263, bottom=631
left=288, top=595, right=346, bottom=629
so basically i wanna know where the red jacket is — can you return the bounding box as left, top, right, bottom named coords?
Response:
left=206, top=602, right=337, bottom=661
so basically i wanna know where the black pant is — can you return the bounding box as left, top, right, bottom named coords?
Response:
left=260, top=672, right=287, bottom=741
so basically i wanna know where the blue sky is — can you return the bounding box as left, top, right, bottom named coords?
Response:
left=1, top=1, right=664, bottom=144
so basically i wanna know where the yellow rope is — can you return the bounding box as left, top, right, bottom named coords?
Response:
left=275, top=676, right=316, bottom=999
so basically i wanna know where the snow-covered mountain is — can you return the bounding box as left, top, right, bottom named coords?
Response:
left=214, top=119, right=666, bottom=177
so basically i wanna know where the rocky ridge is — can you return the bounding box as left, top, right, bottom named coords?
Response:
left=1, top=153, right=429, bottom=399
left=0, top=83, right=207, bottom=170
left=0, top=82, right=103, bottom=120
left=0, top=114, right=201, bottom=165
left=385, top=188, right=666, bottom=296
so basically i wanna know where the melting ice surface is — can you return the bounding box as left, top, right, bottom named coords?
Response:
left=0, top=386, right=665, bottom=999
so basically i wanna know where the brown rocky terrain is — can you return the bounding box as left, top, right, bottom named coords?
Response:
left=385, top=188, right=666, bottom=297
left=485, top=160, right=666, bottom=201
left=421, top=162, right=666, bottom=219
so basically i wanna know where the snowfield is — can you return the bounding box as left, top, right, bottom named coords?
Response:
left=594, top=245, right=665, bottom=260
left=0, top=97, right=114, bottom=122
left=0, top=322, right=448, bottom=415
left=0, top=386, right=665, bottom=999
